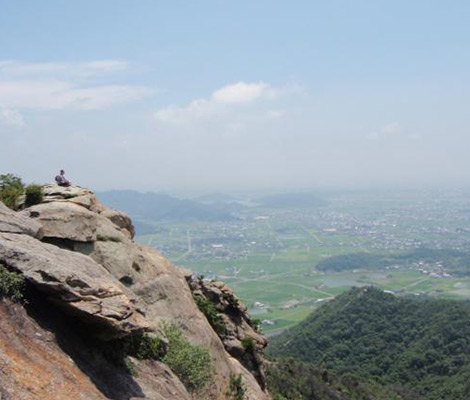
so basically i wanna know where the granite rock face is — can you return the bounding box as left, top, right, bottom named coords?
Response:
left=0, top=201, right=43, bottom=238
left=0, top=186, right=271, bottom=400
left=188, top=276, right=268, bottom=390
left=0, top=232, right=149, bottom=340
left=100, top=208, right=135, bottom=239
left=0, top=298, right=191, bottom=400
left=21, top=202, right=98, bottom=243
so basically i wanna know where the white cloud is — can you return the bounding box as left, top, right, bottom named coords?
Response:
left=0, top=80, right=151, bottom=111
left=212, top=81, right=271, bottom=104
left=367, top=122, right=401, bottom=140
left=154, top=81, right=284, bottom=125
left=155, top=98, right=223, bottom=124
left=0, top=105, right=25, bottom=128
left=0, top=60, right=129, bottom=78
left=381, top=122, right=401, bottom=134
left=0, top=59, right=151, bottom=114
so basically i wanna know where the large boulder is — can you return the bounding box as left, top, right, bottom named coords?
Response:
left=100, top=209, right=135, bottom=239
left=95, top=214, right=131, bottom=244
left=0, top=232, right=149, bottom=339
left=21, top=202, right=97, bottom=243
left=41, top=184, right=101, bottom=211
left=0, top=201, right=43, bottom=238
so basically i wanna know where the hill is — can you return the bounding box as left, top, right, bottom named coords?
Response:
left=317, top=248, right=470, bottom=276
left=255, top=193, right=327, bottom=208
left=268, top=287, right=470, bottom=400
left=266, top=358, right=412, bottom=400
left=97, top=190, right=235, bottom=222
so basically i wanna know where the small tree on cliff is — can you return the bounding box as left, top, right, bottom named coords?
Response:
left=0, top=173, right=24, bottom=210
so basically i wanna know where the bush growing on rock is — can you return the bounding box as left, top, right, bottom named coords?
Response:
left=124, top=333, right=164, bottom=360
left=241, top=336, right=255, bottom=353
left=24, top=184, right=44, bottom=206
left=249, top=317, right=262, bottom=333
left=227, top=374, right=246, bottom=400
left=193, top=294, right=226, bottom=336
left=222, top=291, right=239, bottom=307
left=161, top=323, right=213, bottom=392
left=0, top=173, right=24, bottom=210
left=0, top=264, right=26, bottom=302
left=96, top=234, right=122, bottom=243
left=104, top=332, right=164, bottom=373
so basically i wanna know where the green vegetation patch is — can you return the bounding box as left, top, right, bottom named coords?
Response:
left=24, top=184, right=44, bottom=207
left=266, top=358, right=405, bottom=400
left=0, top=264, right=26, bottom=302
left=0, top=173, right=24, bottom=210
left=122, top=332, right=163, bottom=360
left=240, top=336, right=255, bottom=353
left=318, top=248, right=470, bottom=276
left=226, top=374, right=246, bottom=400
left=269, top=287, right=470, bottom=400
left=96, top=234, right=122, bottom=243
left=161, top=323, right=213, bottom=393
left=193, top=294, right=226, bottom=336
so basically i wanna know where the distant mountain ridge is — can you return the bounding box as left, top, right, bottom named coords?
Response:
left=255, top=192, right=327, bottom=208
left=96, top=190, right=235, bottom=222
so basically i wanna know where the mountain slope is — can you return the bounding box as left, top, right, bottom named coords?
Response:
left=97, top=190, right=235, bottom=222
left=268, top=287, right=470, bottom=400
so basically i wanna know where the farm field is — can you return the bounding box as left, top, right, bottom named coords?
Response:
left=135, top=190, right=470, bottom=334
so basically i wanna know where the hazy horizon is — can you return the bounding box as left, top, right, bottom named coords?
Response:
left=1, top=1, right=470, bottom=193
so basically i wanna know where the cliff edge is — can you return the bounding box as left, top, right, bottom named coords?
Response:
left=0, top=185, right=270, bottom=400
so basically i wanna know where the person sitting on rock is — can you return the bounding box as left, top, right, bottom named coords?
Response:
left=55, top=169, right=71, bottom=187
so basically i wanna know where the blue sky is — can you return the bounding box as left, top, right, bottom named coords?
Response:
left=1, top=1, right=470, bottom=193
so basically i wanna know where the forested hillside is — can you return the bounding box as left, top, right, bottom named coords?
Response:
left=266, top=359, right=413, bottom=400
left=316, top=248, right=470, bottom=276
left=268, top=287, right=470, bottom=400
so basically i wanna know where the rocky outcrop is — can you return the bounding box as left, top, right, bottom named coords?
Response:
left=21, top=202, right=98, bottom=243
left=188, top=276, right=268, bottom=389
left=0, top=201, right=43, bottom=238
left=0, top=297, right=191, bottom=400
left=100, top=209, right=135, bottom=239
left=0, top=232, right=148, bottom=340
left=0, top=186, right=271, bottom=400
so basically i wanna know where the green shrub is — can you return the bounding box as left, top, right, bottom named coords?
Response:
left=161, top=323, right=213, bottom=392
left=227, top=374, right=246, bottom=400
left=123, top=333, right=163, bottom=360
left=97, top=234, right=122, bottom=243
left=241, top=336, right=255, bottom=353
left=24, top=184, right=44, bottom=206
left=124, top=358, right=138, bottom=377
left=0, top=264, right=26, bottom=302
left=249, top=317, right=262, bottom=333
left=0, top=173, right=24, bottom=210
left=222, top=292, right=239, bottom=307
left=193, top=294, right=226, bottom=336
left=102, top=332, right=163, bottom=376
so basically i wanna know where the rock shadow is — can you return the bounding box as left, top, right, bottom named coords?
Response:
left=24, top=287, right=146, bottom=400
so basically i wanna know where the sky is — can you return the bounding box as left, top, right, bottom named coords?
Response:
left=1, top=0, right=470, bottom=194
